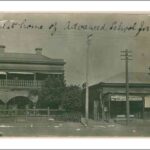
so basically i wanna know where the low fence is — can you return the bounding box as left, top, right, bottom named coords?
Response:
left=0, top=108, right=82, bottom=122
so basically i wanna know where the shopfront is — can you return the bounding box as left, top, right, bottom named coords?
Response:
left=110, top=95, right=144, bottom=119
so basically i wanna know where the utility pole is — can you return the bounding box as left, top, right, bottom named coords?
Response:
left=121, top=49, right=132, bottom=125
left=85, top=34, right=93, bottom=123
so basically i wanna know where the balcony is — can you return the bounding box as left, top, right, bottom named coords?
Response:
left=0, top=79, right=43, bottom=88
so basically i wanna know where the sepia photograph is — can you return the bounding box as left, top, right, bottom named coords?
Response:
left=0, top=12, right=150, bottom=139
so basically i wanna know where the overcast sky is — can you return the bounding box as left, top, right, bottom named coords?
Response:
left=0, top=13, right=150, bottom=86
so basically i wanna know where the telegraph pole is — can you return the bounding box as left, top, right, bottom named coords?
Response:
left=121, top=49, right=132, bottom=125
left=85, top=34, right=93, bottom=123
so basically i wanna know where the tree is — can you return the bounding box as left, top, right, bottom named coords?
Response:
left=62, top=85, right=82, bottom=112
left=37, top=76, right=83, bottom=112
left=37, top=76, right=66, bottom=109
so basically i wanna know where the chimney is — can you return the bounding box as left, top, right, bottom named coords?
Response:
left=0, top=45, right=5, bottom=53
left=35, top=48, right=42, bottom=55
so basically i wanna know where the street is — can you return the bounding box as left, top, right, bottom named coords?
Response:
left=0, top=119, right=150, bottom=137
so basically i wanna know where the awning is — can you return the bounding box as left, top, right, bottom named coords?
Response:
left=111, top=95, right=142, bottom=101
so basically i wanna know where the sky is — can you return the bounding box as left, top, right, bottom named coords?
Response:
left=0, top=13, right=150, bottom=86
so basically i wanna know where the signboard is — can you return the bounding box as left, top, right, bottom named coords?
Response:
left=111, top=95, right=142, bottom=101
left=145, top=96, right=150, bottom=108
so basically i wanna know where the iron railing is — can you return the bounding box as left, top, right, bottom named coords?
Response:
left=0, top=108, right=82, bottom=122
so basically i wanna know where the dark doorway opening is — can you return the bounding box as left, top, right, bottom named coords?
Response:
left=7, top=96, right=33, bottom=109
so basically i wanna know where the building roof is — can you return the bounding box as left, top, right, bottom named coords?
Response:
left=89, top=72, right=150, bottom=90
left=103, top=72, right=150, bottom=84
left=0, top=52, right=65, bottom=65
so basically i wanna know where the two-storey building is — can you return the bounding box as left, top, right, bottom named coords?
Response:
left=0, top=45, right=65, bottom=108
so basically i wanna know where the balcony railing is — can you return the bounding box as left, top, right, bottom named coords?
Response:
left=0, top=80, right=43, bottom=88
